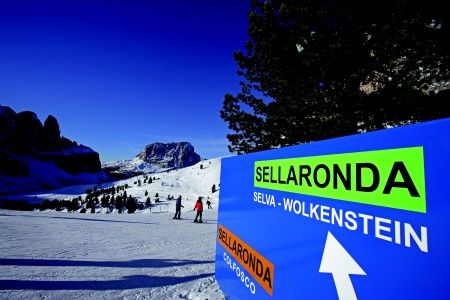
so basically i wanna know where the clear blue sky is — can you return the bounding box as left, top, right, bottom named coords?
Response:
left=0, top=0, right=250, bottom=161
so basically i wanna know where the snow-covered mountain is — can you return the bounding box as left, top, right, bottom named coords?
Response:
left=8, top=158, right=221, bottom=213
left=0, top=105, right=105, bottom=195
left=103, top=142, right=201, bottom=178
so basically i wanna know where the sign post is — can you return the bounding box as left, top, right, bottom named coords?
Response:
left=215, top=118, right=450, bottom=299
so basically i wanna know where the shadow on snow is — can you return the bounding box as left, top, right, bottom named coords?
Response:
left=0, top=258, right=214, bottom=268
left=0, top=273, right=214, bottom=290
left=0, top=213, right=155, bottom=225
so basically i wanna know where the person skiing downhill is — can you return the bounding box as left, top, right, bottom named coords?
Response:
left=173, top=197, right=184, bottom=219
left=193, top=197, right=203, bottom=223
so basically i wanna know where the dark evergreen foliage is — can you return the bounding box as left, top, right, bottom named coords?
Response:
left=101, top=195, right=110, bottom=207
left=126, top=196, right=138, bottom=213
left=0, top=199, right=37, bottom=211
left=70, top=198, right=80, bottom=211
left=221, top=0, right=450, bottom=154
left=115, top=196, right=123, bottom=214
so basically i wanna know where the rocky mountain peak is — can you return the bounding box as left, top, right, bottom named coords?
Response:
left=137, top=142, right=201, bottom=168
left=0, top=105, right=101, bottom=179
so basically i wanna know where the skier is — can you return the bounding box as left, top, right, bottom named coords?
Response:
left=173, top=197, right=184, bottom=219
left=206, top=198, right=212, bottom=209
left=193, top=197, right=204, bottom=223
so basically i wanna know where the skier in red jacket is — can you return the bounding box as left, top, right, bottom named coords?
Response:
left=193, top=197, right=203, bottom=223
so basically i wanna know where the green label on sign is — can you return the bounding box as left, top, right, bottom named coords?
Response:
left=254, top=147, right=426, bottom=213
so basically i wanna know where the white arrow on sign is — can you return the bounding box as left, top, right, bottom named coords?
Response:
left=319, top=231, right=366, bottom=300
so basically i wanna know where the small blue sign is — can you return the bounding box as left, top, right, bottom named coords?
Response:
left=215, top=118, right=450, bottom=299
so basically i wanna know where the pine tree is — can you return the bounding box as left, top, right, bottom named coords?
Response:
left=127, top=196, right=137, bottom=213
left=101, top=195, right=109, bottom=207
left=220, top=0, right=450, bottom=154
left=71, top=198, right=80, bottom=211
left=115, top=196, right=123, bottom=213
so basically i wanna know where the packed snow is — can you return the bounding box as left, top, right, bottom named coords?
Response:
left=0, top=159, right=225, bottom=300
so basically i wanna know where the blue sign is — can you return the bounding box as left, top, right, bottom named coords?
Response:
left=215, top=118, right=450, bottom=299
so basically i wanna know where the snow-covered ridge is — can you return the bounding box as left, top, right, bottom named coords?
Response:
left=0, top=105, right=102, bottom=194
left=103, top=157, right=169, bottom=176
left=9, top=158, right=221, bottom=213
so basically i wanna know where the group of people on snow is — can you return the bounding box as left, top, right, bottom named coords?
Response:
left=173, top=196, right=213, bottom=223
